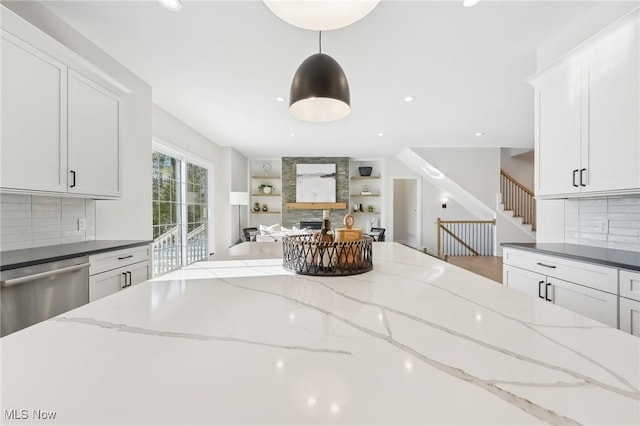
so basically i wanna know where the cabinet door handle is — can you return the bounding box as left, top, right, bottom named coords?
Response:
left=121, top=272, right=128, bottom=288
left=538, top=280, right=545, bottom=299
left=118, top=255, right=134, bottom=260
left=126, top=271, right=132, bottom=287
left=545, top=283, right=552, bottom=302
left=572, top=169, right=579, bottom=187
left=579, top=168, right=587, bottom=187
left=70, top=170, right=77, bottom=188
left=536, top=262, right=556, bottom=269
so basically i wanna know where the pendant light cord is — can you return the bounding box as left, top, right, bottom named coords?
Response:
left=319, top=30, right=322, bottom=54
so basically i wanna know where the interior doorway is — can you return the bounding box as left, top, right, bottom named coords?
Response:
left=393, top=178, right=420, bottom=248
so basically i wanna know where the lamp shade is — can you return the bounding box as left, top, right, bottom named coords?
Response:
left=229, top=191, right=249, bottom=206
left=263, top=0, right=380, bottom=31
left=289, top=53, right=350, bottom=122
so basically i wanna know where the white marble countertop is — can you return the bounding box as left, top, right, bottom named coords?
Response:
left=1, top=242, right=639, bottom=425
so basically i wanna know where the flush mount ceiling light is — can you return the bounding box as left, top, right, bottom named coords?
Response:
left=404, top=96, right=415, bottom=103
left=158, top=0, right=182, bottom=11
left=463, top=0, right=480, bottom=7
left=290, top=31, right=350, bottom=122
left=263, top=0, right=380, bottom=31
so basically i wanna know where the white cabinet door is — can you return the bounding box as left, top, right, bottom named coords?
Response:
left=620, top=270, right=640, bottom=302
left=585, top=38, right=640, bottom=194
left=67, top=69, right=121, bottom=198
left=128, top=261, right=150, bottom=287
left=503, top=265, right=545, bottom=299
left=619, top=297, right=640, bottom=337
left=535, top=72, right=582, bottom=197
left=89, top=267, right=126, bottom=302
left=0, top=31, right=67, bottom=193
left=548, top=278, right=618, bottom=328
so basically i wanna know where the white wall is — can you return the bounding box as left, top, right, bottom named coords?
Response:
left=536, top=200, right=565, bottom=243
left=4, top=1, right=153, bottom=242
left=229, top=149, right=249, bottom=244
left=412, top=148, right=500, bottom=211
left=152, top=105, right=246, bottom=253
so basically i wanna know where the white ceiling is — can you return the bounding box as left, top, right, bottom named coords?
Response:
left=34, top=0, right=638, bottom=159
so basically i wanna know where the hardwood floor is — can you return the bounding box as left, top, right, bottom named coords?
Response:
left=445, top=256, right=504, bottom=284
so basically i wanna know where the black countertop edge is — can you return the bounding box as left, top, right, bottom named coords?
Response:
left=501, top=243, right=640, bottom=272
left=0, top=240, right=152, bottom=271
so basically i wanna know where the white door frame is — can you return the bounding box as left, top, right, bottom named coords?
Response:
left=391, top=176, right=422, bottom=249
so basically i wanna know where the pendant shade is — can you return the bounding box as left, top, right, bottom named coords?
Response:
left=289, top=53, right=351, bottom=122
left=263, top=0, right=380, bottom=31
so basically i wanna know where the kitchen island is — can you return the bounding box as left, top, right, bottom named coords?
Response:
left=1, top=242, right=638, bottom=425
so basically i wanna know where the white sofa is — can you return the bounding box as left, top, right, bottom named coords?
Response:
left=255, top=224, right=311, bottom=242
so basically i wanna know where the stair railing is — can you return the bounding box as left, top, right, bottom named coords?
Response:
left=437, top=218, right=496, bottom=258
left=500, top=170, right=536, bottom=231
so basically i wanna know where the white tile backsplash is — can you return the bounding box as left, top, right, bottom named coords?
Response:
left=0, top=194, right=96, bottom=251
left=565, top=195, right=640, bottom=252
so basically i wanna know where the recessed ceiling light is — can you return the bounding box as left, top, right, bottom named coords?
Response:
left=404, top=96, right=415, bottom=103
left=276, top=96, right=286, bottom=102
left=378, top=132, right=385, bottom=137
left=475, top=132, right=484, bottom=137
left=158, top=0, right=182, bottom=11
left=463, top=0, right=480, bottom=7
left=290, top=132, right=296, bottom=137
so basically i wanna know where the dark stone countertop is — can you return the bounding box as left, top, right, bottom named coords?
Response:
left=1, top=240, right=152, bottom=271
left=501, top=242, right=640, bottom=272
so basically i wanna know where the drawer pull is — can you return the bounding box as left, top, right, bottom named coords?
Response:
left=538, top=280, right=545, bottom=299
left=572, top=169, right=579, bottom=187
left=118, top=255, right=134, bottom=260
left=536, top=262, right=556, bottom=269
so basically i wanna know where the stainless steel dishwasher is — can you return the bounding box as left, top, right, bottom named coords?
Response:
left=1, top=256, right=90, bottom=337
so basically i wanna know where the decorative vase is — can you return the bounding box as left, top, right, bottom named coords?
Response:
left=262, top=204, right=268, bottom=212
left=253, top=202, right=260, bottom=213
left=263, top=186, right=272, bottom=194
left=368, top=205, right=374, bottom=213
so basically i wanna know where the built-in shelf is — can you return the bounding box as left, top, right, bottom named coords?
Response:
left=251, top=193, right=281, bottom=197
left=251, top=176, right=281, bottom=179
left=285, top=202, right=347, bottom=210
left=350, top=194, right=380, bottom=197
left=351, top=176, right=381, bottom=180
left=251, top=212, right=281, bottom=215
left=350, top=211, right=380, bottom=214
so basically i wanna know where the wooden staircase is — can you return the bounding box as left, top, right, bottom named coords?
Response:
left=500, top=170, right=536, bottom=233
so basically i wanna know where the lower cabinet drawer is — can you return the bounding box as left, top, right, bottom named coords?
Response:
left=89, top=260, right=150, bottom=303
left=620, top=296, right=640, bottom=337
left=620, top=269, right=640, bottom=302
left=503, top=248, right=618, bottom=294
left=89, top=245, right=150, bottom=276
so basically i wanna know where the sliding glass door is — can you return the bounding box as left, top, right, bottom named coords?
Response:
left=152, top=149, right=208, bottom=275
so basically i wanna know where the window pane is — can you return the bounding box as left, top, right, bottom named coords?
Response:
left=153, top=151, right=208, bottom=274
left=186, top=162, right=208, bottom=264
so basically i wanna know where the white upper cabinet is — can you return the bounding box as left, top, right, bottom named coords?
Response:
left=68, top=70, right=121, bottom=197
left=585, top=37, right=640, bottom=194
left=1, top=31, right=68, bottom=193
left=535, top=70, right=583, bottom=196
left=528, top=9, right=640, bottom=199
left=0, top=6, right=124, bottom=199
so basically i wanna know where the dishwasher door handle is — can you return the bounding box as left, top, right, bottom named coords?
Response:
left=1, top=262, right=91, bottom=287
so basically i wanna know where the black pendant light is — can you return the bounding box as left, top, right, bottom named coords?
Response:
left=289, top=31, right=350, bottom=122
